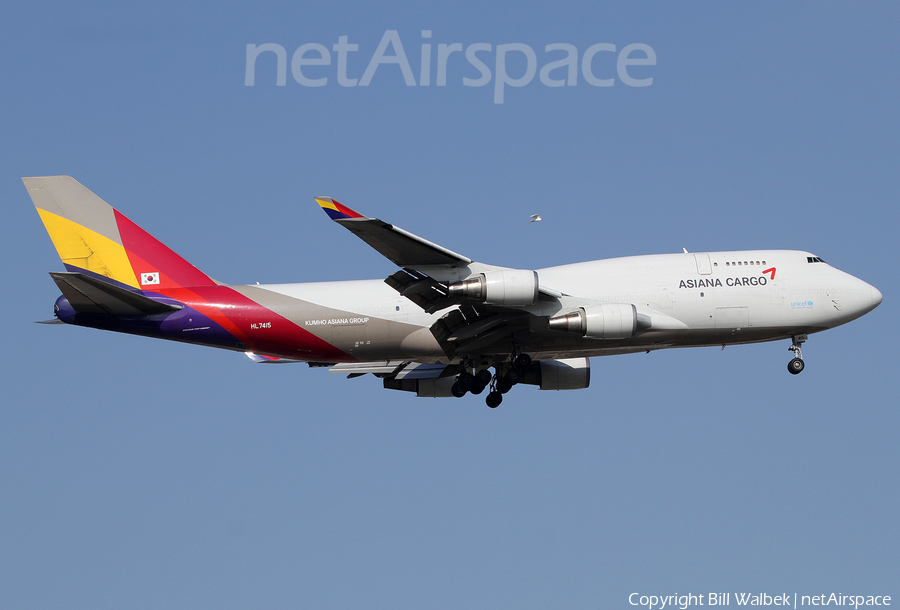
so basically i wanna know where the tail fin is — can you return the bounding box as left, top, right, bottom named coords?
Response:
left=24, top=176, right=217, bottom=290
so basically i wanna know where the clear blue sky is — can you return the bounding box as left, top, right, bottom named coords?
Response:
left=1, top=2, right=897, bottom=608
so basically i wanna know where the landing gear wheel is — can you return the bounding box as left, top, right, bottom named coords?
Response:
left=504, top=368, right=522, bottom=385
left=457, top=371, right=474, bottom=390
left=451, top=382, right=467, bottom=397
left=475, top=369, right=493, bottom=385
left=469, top=382, right=487, bottom=395
left=514, top=353, right=532, bottom=369
left=496, top=377, right=513, bottom=394
left=787, top=358, right=805, bottom=375
left=486, top=391, right=503, bottom=408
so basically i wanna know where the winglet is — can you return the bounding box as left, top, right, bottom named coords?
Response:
left=315, top=197, right=365, bottom=221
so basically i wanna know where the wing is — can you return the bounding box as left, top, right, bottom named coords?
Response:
left=315, top=197, right=563, bottom=298
left=316, top=197, right=567, bottom=359
left=315, top=199, right=688, bottom=368
left=315, top=198, right=471, bottom=267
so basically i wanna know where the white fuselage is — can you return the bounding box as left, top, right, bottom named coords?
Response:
left=252, top=249, right=882, bottom=363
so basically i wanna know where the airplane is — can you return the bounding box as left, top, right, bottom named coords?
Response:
left=26, top=175, right=883, bottom=408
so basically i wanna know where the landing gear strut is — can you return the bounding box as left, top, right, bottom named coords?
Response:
left=485, top=370, right=505, bottom=408
left=787, top=335, right=807, bottom=375
left=484, top=353, right=532, bottom=408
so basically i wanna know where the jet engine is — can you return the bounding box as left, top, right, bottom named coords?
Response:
left=538, top=358, right=590, bottom=390
left=548, top=303, right=642, bottom=339
left=447, top=269, right=539, bottom=306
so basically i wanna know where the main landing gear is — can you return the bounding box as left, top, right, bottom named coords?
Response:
left=787, top=334, right=807, bottom=375
left=451, top=369, right=492, bottom=397
left=451, top=353, right=532, bottom=408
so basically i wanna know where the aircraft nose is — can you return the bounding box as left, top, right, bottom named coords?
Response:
left=871, top=286, right=883, bottom=308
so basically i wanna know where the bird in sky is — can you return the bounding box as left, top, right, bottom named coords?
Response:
left=529, top=214, right=542, bottom=223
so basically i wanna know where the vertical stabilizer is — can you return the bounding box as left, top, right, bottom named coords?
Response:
left=24, top=176, right=217, bottom=290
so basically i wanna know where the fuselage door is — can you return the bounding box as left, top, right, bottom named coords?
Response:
left=694, top=253, right=712, bottom=275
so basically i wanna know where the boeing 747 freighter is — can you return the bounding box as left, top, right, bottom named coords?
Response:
left=26, top=176, right=882, bottom=407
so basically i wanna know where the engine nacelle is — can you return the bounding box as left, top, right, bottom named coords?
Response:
left=548, top=303, right=639, bottom=339
left=539, top=358, right=590, bottom=390
left=383, top=376, right=457, bottom=397
left=447, top=269, right=539, bottom=306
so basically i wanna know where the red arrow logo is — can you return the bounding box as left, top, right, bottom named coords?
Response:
left=762, top=267, right=776, bottom=280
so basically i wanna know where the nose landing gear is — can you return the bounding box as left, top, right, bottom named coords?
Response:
left=787, top=335, right=807, bottom=375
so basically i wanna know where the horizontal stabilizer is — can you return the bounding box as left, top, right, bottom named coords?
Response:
left=50, top=272, right=182, bottom=316
left=315, top=198, right=471, bottom=267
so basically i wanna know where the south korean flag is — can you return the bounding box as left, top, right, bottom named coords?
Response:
left=141, top=272, right=160, bottom=286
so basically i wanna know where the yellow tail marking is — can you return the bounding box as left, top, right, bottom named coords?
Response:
left=37, top=209, right=139, bottom=288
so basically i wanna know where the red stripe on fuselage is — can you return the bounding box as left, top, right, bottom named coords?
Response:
left=160, top=285, right=351, bottom=362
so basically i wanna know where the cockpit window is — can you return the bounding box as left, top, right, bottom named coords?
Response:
left=807, top=256, right=826, bottom=263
